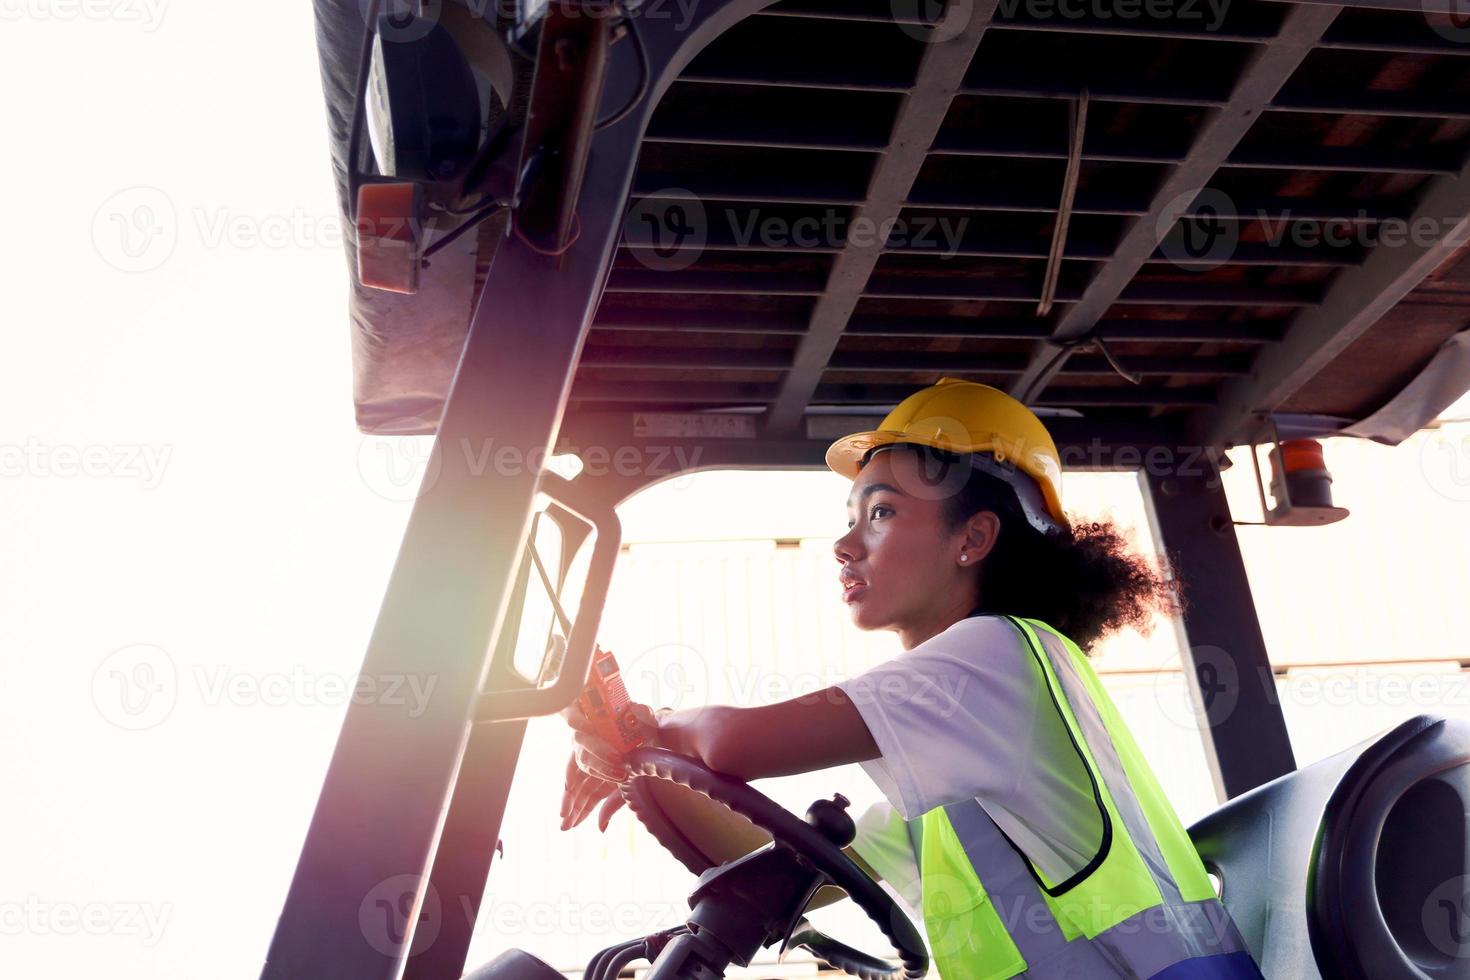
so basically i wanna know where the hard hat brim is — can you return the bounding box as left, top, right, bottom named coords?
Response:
left=824, top=429, right=915, bottom=480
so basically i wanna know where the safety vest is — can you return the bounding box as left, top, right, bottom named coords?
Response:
left=917, top=615, right=1263, bottom=979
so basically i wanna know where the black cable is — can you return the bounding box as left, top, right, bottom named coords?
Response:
left=599, top=944, right=647, bottom=979
left=1019, top=327, right=1140, bottom=404
left=585, top=926, right=688, bottom=980
left=585, top=938, right=643, bottom=980
left=456, top=117, right=520, bottom=206
left=420, top=201, right=509, bottom=261
left=1094, top=334, right=1142, bottom=385
left=431, top=194, right=501, bottom=216
left=593, top=11, right=649, bottom=131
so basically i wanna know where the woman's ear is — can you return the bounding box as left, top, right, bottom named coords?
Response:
left=959, top=510, right=1001, bottom=566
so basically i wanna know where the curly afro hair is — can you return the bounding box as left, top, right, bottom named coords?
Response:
left=863, top=443, right=1184, bottom=651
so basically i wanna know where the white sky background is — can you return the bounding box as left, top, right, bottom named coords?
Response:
left=4, top=4, right=1470, bottom=979
left=1, top=3, right=384, bottom=976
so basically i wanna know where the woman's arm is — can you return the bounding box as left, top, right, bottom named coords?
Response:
left=655, top=686, right=881, bottom=780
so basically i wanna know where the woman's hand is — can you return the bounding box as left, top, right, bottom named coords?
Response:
left=559, top=700, right=661, bottom=832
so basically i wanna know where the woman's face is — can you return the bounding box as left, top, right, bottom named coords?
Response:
left=833, top=447, right=998, bottom=645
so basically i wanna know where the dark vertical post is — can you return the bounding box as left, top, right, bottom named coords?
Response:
left=1139, top=461, right=1296, bottom=802
left=263, top=3, right=775, bottom=975
left=401, top=550, right=536, bottom=980
left=260, top=89, right=647, bottom=980
left=403, top=505, right=600, bottom=980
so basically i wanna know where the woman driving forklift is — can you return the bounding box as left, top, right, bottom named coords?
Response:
left=560, top=377, right=1267, bottom=979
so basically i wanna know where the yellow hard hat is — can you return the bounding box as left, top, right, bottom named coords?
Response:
left=825, top=377, right=1069, bottom=534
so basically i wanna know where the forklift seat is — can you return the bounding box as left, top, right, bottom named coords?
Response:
left=1188, top=714, right=1470, bottom=980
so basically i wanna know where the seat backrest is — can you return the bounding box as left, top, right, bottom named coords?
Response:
left=1311, top=715, right=1470, bottom=980
left=1188, top=714, right=1467, bottom=980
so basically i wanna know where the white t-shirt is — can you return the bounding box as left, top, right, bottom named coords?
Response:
left=837, top=615, right=1106, bottom=894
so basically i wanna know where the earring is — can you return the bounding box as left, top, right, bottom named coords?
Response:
left=959, top=554, right=968, bottom=563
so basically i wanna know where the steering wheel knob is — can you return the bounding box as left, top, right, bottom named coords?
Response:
left=620, top=748, right=927, bottom=979
left=805, top=795, right=857, bottom=847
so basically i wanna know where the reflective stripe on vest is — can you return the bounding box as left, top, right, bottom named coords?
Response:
left=914, top=616, right=1258, bottom=979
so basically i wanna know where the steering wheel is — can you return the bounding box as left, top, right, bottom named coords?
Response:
left=619, top=747, right=928, bottom=980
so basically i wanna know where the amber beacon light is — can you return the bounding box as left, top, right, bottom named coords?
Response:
left=1248, top=430, right=1351, bottom=527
